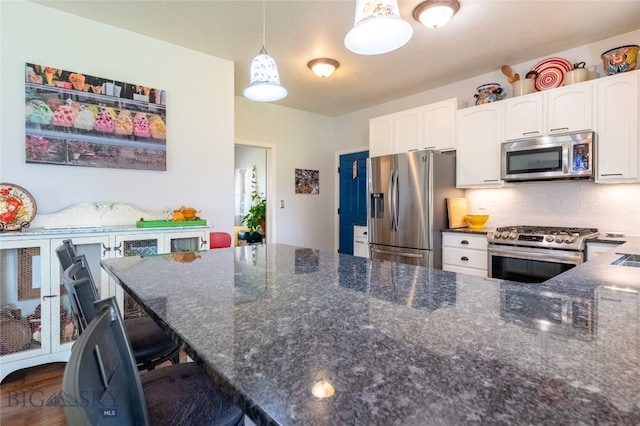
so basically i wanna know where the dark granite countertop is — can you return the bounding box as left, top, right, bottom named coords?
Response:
left=102, top=242, right=640, bottom=425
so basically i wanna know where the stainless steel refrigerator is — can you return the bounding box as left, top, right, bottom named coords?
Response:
left=368, top=149, right=463, bottom=268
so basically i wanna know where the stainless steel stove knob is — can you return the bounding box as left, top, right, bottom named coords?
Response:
left=502, top=232, right=510, bottom=239
left=555, top=236, right=564, bottom=243
left=565, top=237, right=577, bottom=244
left=509, top=232, right=517, bottom=239
left=545, top=235, right=555, bottom=243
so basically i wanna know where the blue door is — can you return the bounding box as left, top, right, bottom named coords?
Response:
left=339, top=150, right=369, bottom=254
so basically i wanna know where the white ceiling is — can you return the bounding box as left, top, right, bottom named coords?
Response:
left=33, top=1, right=640, bottom=117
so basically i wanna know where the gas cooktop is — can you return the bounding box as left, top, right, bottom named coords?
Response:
left=487, top=226, right=599, bottom=250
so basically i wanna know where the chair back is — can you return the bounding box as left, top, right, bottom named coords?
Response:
left=62, top=256, right=100, bottom=333
left=56, top=240, right=97, bottom=288
left=63, top=296, right=149, bottom=425
left=210, top=232, right=233, bottom=249
left=55, top=239, right=77, bottom=271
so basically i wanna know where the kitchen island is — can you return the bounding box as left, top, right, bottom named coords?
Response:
left=101, top=241, right=640, bottom=425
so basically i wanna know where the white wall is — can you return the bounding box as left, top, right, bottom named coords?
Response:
left=235, top=97, right=336, bottom=251
left=334, top=29, right=640, bottom=236
left=0, top=1, right=235, bottom=234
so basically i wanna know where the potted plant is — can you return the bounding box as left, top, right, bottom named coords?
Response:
left=242, top=191, right=266, bottom=243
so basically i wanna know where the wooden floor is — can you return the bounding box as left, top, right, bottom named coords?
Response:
left=1, top=362, right=68, bottom=426
left=0, top=353, right=189, bottom=426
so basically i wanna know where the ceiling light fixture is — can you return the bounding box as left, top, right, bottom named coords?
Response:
left=412, top=0, right=460, bottom=29
left=344, top=0, right=413, bottom=55
left=243, top=1, right=287, bottom=102
left=307, top=58, right=340, bottom=78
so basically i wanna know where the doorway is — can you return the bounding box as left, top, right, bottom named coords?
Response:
left=234, top=141, right=275, bottom=243
left=338, top=150, right=369, bottom=254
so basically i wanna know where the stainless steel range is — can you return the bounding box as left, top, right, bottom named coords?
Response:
left=487, top=226, right=599, bottom=283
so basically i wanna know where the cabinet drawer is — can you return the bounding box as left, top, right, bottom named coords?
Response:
left=443, top=247, right=487, bottom=270
left=354, top=225, right=368, bottom=239
left=442, top=263, right=487, bottom=277
left=443, top=233, right=487, bottom=250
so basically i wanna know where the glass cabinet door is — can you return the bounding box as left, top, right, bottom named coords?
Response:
left=0, top=239, right=51, bottom=362
left=50, top=235, right=112, bottom=351
left=165, top=231, right=207, bottom=253
left=114, top=234, right=160, bottom=258
left=113, top=233, right=162, bottom=319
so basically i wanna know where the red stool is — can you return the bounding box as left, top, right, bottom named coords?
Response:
left=209, top=232, right=232, bottom=249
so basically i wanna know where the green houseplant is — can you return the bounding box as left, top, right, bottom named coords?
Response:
left=242, top=191, right=266, bottom=237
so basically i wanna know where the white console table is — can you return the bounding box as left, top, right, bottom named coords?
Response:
left=0, top=203, right=211, bottom=381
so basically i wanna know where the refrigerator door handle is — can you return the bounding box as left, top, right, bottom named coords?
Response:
left=387, top=170, right=396, bottom=231
left=391, top=170, right=399, bottom=231
left=371, top=248, right=423, bottom=259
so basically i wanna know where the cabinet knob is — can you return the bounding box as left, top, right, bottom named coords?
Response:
left=461, top=240, right=469, bottom=245
left=461, top=256, right=469, bottom=261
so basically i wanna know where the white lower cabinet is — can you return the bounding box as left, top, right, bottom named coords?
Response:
left=442, top=232, right=488, bottom=277
left=586, top=241, right=623, bottom=261
left=0, top=226, right=208, bottom=381
left=353, top=225, right=369, bottom=258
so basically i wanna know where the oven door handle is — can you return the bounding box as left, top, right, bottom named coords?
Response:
left=488, top=245, right=583, bottom=264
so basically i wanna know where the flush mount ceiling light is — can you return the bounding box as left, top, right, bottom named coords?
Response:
left=344, top=0, right=413, bottom=55
left=413, top=0, right=460, bottom=29
left=243, top=1, right=287, bottom=102
left=307, top=58, right=340, bottom=78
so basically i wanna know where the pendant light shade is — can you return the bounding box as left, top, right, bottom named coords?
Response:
left=243, top=46, right=288, bottom=102
left=344, top=0, right=413, bottom=55
left=243, top=2, right=287, bottom=102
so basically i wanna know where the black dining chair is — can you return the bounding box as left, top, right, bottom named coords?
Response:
left=57, top=240, right=180, bottom=371
left=63, top=296, right=245, bottom=426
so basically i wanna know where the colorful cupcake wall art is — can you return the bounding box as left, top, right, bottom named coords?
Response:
left=24, top=62, right=167, bottom=171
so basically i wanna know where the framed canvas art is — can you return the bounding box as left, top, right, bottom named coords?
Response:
left=25, top=63, right=167, bottom=171
left=295, top=169, right=319, bottom=194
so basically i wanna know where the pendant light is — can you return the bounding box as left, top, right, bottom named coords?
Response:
left=243, top=1, right=287, bottom=102
left=344, top=0, right=413, bottom=55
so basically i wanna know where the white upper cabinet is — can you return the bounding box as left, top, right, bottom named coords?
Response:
left=369, top=98, right=461, bottom=157
left=369, top=114, right=394, bottom=157
left=546, top=82, right=594, bottom=134
left=503, top=92, right=544, bottom=140
left=423, top=98, right=460, bottom=151
left=504, top=82, right=594, bottom=141
left=596, top=70, right=639, bottom=183
left=456, top=102, right=504, bottom=188
left=393, top=106, right=423, bottom=153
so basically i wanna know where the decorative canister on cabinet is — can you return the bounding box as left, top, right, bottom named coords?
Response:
left=474, top=83, right=504, bottom=105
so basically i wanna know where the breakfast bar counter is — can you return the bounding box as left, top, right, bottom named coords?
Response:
left=101, top=243, right=640, bottom=425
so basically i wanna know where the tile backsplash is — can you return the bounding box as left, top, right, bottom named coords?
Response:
left=465, top=182, right=640, bottom=236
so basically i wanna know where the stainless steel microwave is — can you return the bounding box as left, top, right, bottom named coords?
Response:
left=501, top=131, right=594, bottom=182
